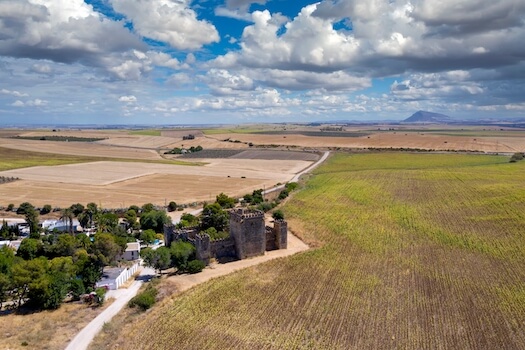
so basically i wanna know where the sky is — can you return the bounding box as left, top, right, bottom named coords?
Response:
left=0, top=0, right=524, bottom=125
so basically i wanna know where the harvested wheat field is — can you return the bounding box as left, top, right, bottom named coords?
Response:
left=104, top=152, right=525, bottom=350
left=0, top=158, right=312, bottom=207
left=205, top=131, right=525, bottom=153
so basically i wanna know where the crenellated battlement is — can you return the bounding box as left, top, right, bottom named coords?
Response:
left=164, top=208, right=287, bottom=263
left=229, top=208, right=265, bottom=222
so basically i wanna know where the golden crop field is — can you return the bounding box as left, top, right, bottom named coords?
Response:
left=104, top=152, right=525, bottom=349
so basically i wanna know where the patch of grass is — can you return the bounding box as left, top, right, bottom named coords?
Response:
left=0, top=147, right=109, bottom=171
left=0, top=147, right=204, bottom=171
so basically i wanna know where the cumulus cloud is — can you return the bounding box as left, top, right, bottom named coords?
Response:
left=1, top=89, right=28, bottom=97
left=29, top=63, right=53, bottom=75
left=118, top=95, right=137, bottom=103
left=391, top=71, right=485, bottom=101
left=110, top=0, right=219, bottom=50
left=0, top=0, right=145, bottom=63
left=0, top=0, right=191, bottom=81
left=203, top=69, right=254, bottom=95
left=11, top=98, right=48, bottom=107
left=213, top=0, right=525, bottom=77
left=215, top=0, right=267, bottom=21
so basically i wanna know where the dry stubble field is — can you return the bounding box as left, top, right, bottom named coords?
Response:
left=0, top=149, right=313, bottom=208
left=101, top=152, right=525, bottom=350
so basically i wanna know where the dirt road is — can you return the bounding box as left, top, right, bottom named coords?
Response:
left=64, top=266, right=156, bottom=350
left=167, top=232, right=309, bottom=293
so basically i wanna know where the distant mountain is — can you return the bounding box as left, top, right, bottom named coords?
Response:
left=404, top=111, right=452, bottom=123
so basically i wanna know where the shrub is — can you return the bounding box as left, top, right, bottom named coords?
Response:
left=167, top=201, right=177, bottom=212
left=187, top=259, right=206, bottom=274
left=95, top=287, right=107, bottom=305
left=510, top=152, right=524, bottom=163
left=278, top=189, right=289, bottom=200
left=285, top=182, right=299, bottom=191
left=6, top=203, right=14, bottom=211
left=257, top=202, right=274, bottom=212
left=128, top=285, right=158, bottom=311
left=70, top=278, right=85, bottom=301
left=40, top=204, right=52, bottom=215
left=272, top=210, right=285, bottom=220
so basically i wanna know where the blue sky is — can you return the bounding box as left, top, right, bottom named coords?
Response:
left=0, top=0, right=524, bottom=125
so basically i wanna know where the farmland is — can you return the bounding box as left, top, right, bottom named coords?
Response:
left=103, top=152, right=525, bottom=349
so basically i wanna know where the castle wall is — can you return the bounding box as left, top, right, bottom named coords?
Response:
left=209, top=238, right=237, bottom=260
left=165, top=209, right=287, bottom=264
left=265, top=226, right=278, bottom=251
left=195, top=234, right=211, bottom=263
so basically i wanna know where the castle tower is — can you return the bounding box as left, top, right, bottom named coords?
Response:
left=273, top=219, right=288, bottom=249
left=195, top=233, right=211, bottom=264
left=229, top=208, right=266, bottom=259
left=163, top=224, right=175, bottom=247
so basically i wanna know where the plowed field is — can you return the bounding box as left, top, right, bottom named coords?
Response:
left=105, top=153, right=525, bottom=349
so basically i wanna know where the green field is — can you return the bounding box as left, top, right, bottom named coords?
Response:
left=106, top=153, right=525, bottom=349
left=0, top=147, right=110, bottom=171
left=0, top=147, right=203, bottom=171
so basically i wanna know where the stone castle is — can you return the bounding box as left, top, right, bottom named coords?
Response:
left=164, top=208, right=287, bottom=263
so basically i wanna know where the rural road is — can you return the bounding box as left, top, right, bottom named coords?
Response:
left=264, top=150, right=330, bottom=195
left=65, top=266, right=155, bottom=350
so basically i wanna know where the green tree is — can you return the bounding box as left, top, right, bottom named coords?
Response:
left=167, top=201, right=177, bottom=212
left=96, top=212, right=119, bottom=233
left=124, top=209, right=139, bottom=231
left=77, top=211, right=90, bottom=229
left=53, top=234, right=77, bottom=257
left=60, top=207, right=75, bottom=234
left=177, top=213, right=199, bottom=228
left=140, top=229, right=156, bottom=246
left=28, top=256, right=77, bottom=309
left=142, top=247, right=171, bottom=274
left=93, top=233, right=124, bottom=265
left=86, top=202, right=99, bottom=227
left=201, top=227, right=228, bottom=241
left=140, top=210, right=170, bottom=233
left=69, top=278, right=85, bottom=301
left=17, top=238, right=43, bottom=260
left=141, top=203, right=155, bottom=213
left=201, top=203, right=228, bottom=231
left=69, top=203, right=84, bottom=216
left=11, top=257, right=47, bottom=307
left=186, top=259, right=205, bottom=274
left=75, top=253, right=103, bottom=291
left=170, top=240, right=195, bottom=272
left=0, top=220, right=12, bottom=240
left=18, top=202, right=40, bottom=237
left=0, top=246, right=15, bottom=309
left=75, top=234, right=92, bottom=251
left=40, top=204, right=52, bottom=215
left=216, top=192, right=235, bottom=209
